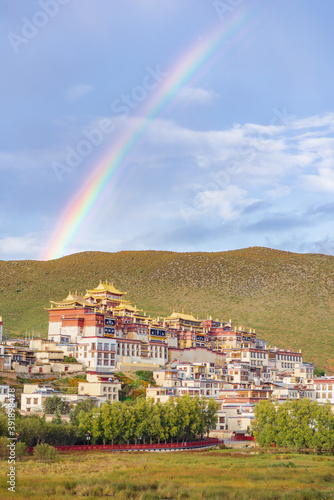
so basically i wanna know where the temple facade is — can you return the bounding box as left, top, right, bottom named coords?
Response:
left=46, top=280, right=286, bottom=375
left=47, top=281, right=175, bottom=369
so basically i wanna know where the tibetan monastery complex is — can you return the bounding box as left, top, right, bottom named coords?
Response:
left=46, top=280, right=306, bottom=376
left=2, top=279, right=333, bottom=433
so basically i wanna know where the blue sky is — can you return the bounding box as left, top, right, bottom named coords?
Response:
left=1, top=0, right=334, bottom=260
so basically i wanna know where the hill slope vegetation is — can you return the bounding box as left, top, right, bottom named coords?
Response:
left=0, top=247, right=333, bottom=373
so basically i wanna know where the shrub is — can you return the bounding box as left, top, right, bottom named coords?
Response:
left=15, top=441, right=28, bottom=461
left=313, top=367, right=326, bottom=377
left=0, top=436, right=9, bottom=460
left=135, top=370, right=155, bottom=384
left=64, top=356, right=78, bottom=364
left=34, top=443, right=60, bottom=462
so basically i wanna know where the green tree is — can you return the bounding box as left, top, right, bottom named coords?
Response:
left=205, top=398, right=218, bottom=438
left=252, top=399, right=334, bottom=452
left=43, top=395, right=70, bottom=415
left=133, top=398, right=148, bottom=444
left=17, top=415, right=47, bottom=446
left=0, top=413, right=8, bottom=437
left=145, top=399, right=164, bottom=444
left=160, top=398, right=178, bottom=444
left=44, top=421, right=78, bottom=446
left=91, top=407, right=105, bottom=444
left=76, top=409, right=95, bottom=443
left=70, top=398, right=96, bottom=425
left=275, top=401, right=294, bottom=447
left=311, top=402, right=334, bottom=452
left=175, top=396, right=191, bottom=443
left=288, top=399, right=317, bottom=449
left=313, top=367, right=326, bottom=377
left=101, top=402, right=122, bottom=445
left=196, top=398, right=207, bottom=439
left=119, top=403, right=136, bottom=444
left=52, top=409, right=62, bottom=425
left=187, top=397, right=200, bottom=441
left=252, top=400, right=278, bottom=447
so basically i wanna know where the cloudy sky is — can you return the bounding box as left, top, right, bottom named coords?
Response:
left=1, top=0, right=334, bottom=260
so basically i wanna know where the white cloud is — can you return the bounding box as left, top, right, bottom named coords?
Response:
left=303, top=167, right=334, bottom=193
left=126, top=112, right=334, bottom=191
left=288, top=112, right=334, bottom=131
left=0, top=235, right=39, bottom=258
left=177, top=86, right=218, bottom=105
left=192, top=185, right=259, bottom=220
left=266, top=185, right=291, bottom=199
left=65, top=84, right=94, bottom=102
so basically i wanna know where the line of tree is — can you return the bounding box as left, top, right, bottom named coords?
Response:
left=72, top=396, right=218, bottom=445
left=0, top=396, right=218, bottom=447
left=0, top=412, right=78, bottom=447
left=43, top=395, right=71, bottom=415
left=252, top=399, right=334, bottom=452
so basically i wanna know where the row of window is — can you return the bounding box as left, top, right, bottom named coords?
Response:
left=103, top=387, right=117, bottom=392
left=76, top=342, right=117, bottom=352
left=281, top=362, right=294, bottom=369
left=25, top=398, right=39, bottom=405
left=316, top=393, right=333, bottom=399
left=97, top=353, right=115, bottom=359
left=179, top=389, right=212, bottom=395
left=97, top=359, right=115, bottom=366
left=116, top=345, right=167, bottom=358
left=117, top=346, right=140, bottom=357
left=96, top=343, right=115, bottom=351
left=247, top=352, right=267, bottom=359
left=278, top=354, right=301, bottom=361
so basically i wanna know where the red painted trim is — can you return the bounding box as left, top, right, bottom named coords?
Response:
left=27, top=438, right=219, bottom=454
left=231, top=435, right=254, bottom=441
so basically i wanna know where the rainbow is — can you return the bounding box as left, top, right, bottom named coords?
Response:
left=41, top=4, right=258, bottom=261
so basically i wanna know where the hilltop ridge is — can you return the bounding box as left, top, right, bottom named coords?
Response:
left=0, top=247, right=333, bottom=372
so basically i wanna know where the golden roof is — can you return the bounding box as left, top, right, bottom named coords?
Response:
left=86, top=281, right=125, bottom=296
left=167, top=311, right=201, bottom=323
left=50, top=293, right=93, bottom=308
left=114, top=303, right=141, bottom=313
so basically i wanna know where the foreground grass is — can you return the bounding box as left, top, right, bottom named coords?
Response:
left=1, top=449, right=334, bottom=499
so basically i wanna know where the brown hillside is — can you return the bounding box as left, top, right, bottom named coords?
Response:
left=0, top=247, right=333, bottom=373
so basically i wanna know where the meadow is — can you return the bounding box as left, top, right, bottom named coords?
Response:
left=0, top=448, right=334, bottom=499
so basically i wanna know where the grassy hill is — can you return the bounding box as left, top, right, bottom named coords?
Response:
left=0, top=247, right=333, bottom=373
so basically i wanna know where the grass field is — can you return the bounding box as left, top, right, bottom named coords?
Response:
left=1, top=449, right=334, bottom=499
